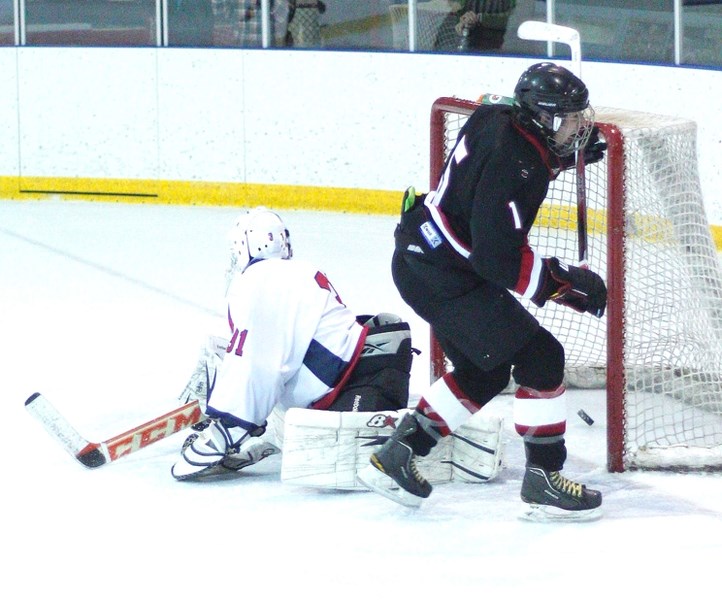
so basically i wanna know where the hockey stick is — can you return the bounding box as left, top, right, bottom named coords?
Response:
left=575, top=147, right=589, bottom=266
left=25, top=392, right=203, bottom=469
left=517, top=21, right=588, bottom=265
left=517, top=20, right=582, bottom=78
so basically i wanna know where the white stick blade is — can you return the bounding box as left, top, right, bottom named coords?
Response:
left=517, top=21, right=582, bottom=77
left=517, top=20, right=579, bottom=46
left=25, top=392, right=91, bottom=456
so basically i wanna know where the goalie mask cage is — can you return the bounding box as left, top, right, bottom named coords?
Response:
left=429, top=96, right=722, bottom=473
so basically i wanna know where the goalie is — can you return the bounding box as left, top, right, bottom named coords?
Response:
left=171, top=207, right=503, bottom=488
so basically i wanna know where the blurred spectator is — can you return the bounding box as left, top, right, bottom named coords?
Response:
left=213, top=0, right=296, bottom=47
left=436, top=0, right=517, bottom=52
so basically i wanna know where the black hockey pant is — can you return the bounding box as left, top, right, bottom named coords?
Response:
left=391, top=249, right=565, bottom=408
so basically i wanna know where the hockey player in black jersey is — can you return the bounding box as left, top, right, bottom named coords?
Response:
left=358, top=62, right=608, bottom=521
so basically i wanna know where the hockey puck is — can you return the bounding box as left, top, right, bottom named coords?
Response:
left=577, top=409, right=594, bottom=426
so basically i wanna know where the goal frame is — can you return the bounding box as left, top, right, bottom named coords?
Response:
left=429, top=96, right=627, bottom=472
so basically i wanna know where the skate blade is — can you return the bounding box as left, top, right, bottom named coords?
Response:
left=357, top=465, right=424, bottom=509
left=519, top=502, right=603, bottom=523
left=171, top=461, right=226, bottom=481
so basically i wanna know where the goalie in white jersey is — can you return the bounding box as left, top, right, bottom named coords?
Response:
left=172, top=207, right=504, bottom=486
left=172, top=208, right=409, bottom=480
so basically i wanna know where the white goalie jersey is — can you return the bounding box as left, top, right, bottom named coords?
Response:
left=207, top=257, right=366, bottom=427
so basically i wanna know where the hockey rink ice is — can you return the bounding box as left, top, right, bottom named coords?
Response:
left=2, top=199, right=721, bottom=597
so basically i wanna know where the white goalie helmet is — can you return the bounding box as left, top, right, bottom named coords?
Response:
left=227, top=207, right=292, bottom=276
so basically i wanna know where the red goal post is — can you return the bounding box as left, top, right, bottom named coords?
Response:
left=429, top=96, right=722, bottom=473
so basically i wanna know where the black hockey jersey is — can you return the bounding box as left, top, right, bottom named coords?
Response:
left=421, top=103, right=563, bottom=299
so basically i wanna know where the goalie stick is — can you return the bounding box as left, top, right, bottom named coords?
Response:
left=517, top=21, right=582, bottom=78
left=25, top=392, right=203, bottom=469
left=517, top=20, right=588, bottom=266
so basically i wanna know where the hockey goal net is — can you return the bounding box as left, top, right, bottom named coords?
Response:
left=429, top=96, right=722, bottom=472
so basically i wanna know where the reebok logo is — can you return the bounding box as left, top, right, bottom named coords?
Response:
left=419, top=221, right=443, bottom=249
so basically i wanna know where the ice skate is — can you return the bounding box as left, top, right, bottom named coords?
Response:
left=172, top=420, right=279, bottom=481
left=221, top=437, right=280, bottom=471
left=520, top=465, right=602, bottom=522
left=357, top=412, right=432, bottom=508
left=172, top=420, right=232, bottom=481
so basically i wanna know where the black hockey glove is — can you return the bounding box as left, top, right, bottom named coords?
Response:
left=532, top=257, right=607, bottom=318
left=583, top=126, right=607, bottom=165
left=560, top=126, right=607, bottom=170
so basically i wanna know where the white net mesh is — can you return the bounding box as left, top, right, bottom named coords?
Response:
left=436, top=101, right=722, bottom=470
left=608, top=110, right=722, bottom=469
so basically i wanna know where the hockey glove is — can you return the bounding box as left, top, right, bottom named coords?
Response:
left=532, top=257, right=607, bottom=318
left=560, top=126, right=607, bottom=170
left=583, top=126, right=607, bottom=165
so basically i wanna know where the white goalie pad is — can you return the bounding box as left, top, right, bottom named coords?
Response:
left=279, top=408, right=407, bottom=490
left=448, top=414, right=505, bottom=483
left=279, top=407, right=504, bottom=490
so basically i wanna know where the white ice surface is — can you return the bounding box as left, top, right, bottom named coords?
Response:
left=2, top=200, right=721, bottom=598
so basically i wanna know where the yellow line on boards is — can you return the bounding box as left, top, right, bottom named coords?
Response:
left=2, top=175, right=722, bottom=249
left=1, top=176, right=401, bottom=215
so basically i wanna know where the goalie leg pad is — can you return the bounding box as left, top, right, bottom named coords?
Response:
left=281, top=408, right=411, bottom=490
left=279, top=408, right=504, bottom=490
left=414, top=413, right=504, bottom=484
left=450, top=414, right=504, bottom=483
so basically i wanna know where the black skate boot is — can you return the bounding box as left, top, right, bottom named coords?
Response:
left=357, top=412, right=433, bottom=508
left=520, top=465, right=602, bottom=521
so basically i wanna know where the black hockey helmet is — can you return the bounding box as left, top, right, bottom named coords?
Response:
left=514, top=62, right=594, bottom=157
